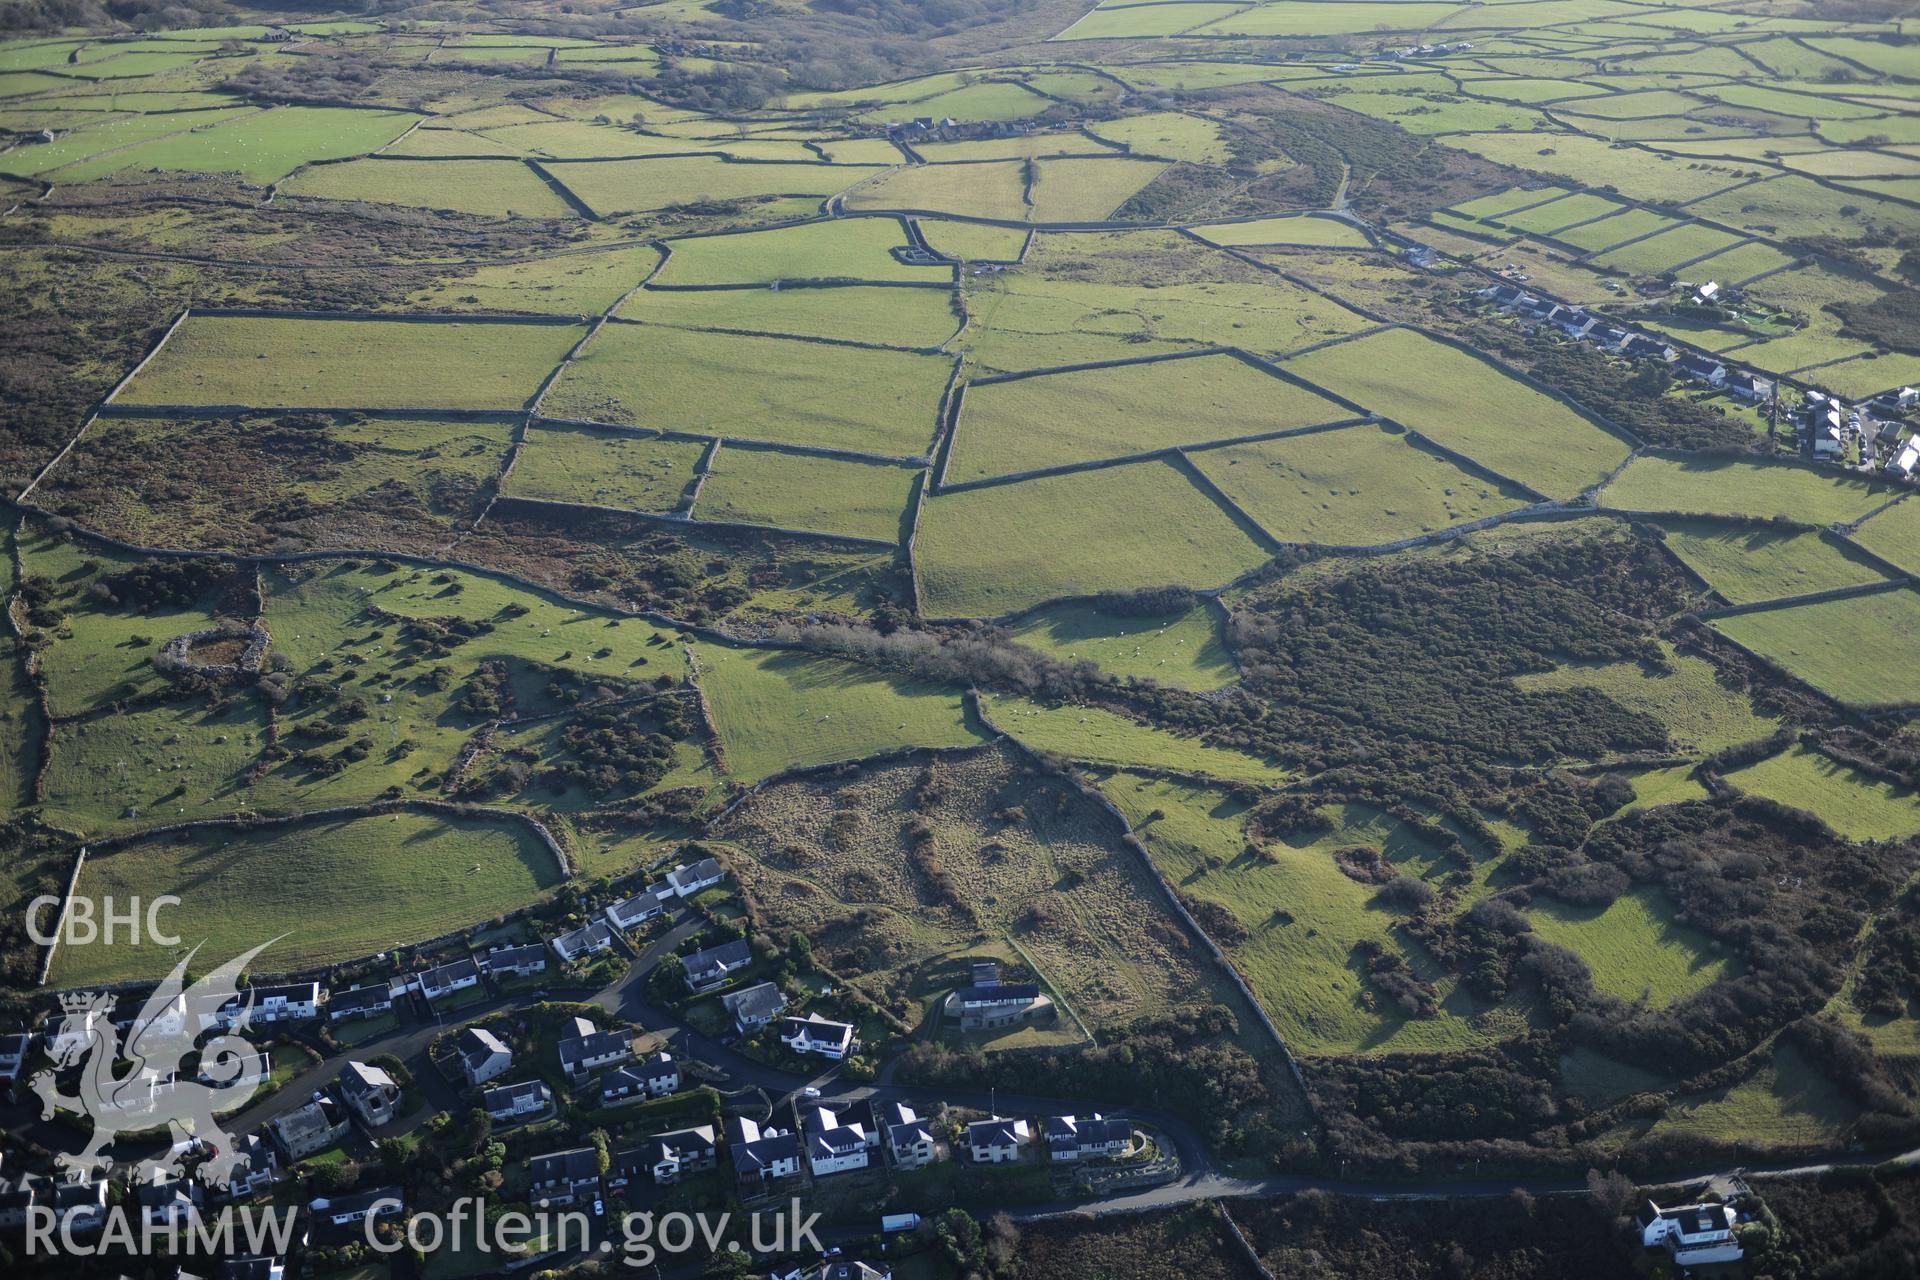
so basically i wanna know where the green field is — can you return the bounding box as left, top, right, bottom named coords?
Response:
left=950, top=354, right=1345, bottom=482
left=1027, top=156, right=1168, bottom=222
left=283, top=157, right=577, bottom=218
left=1852, top=498, right=1920, bottom=574
left=77, top=105, right=419, bottom=184
left=1529, top=890, right=1734, bottom=1007
left=1107, top=776, right=1507, bottom=1057
left=411, top=244, right=663, bottom=315
left=844, top=160, right=1030, bottom=221
left=1591, top=222, right=1746, bottom=277
left=1726, top=744, right=1920, bottom=843
left=506, top=423, right=706, bottom=513
left=543, top=322, right=952, bottom=456
left=1513, top=642, right=1781, bottom=757
left=916, top=218, right=1028, bottom=262
left=1188, top=216, right=1372, bottom=249
left=1647, top=1043, right=1856, bottom=1148
left=1714, top=589, right=1920, bottom=708
left=1190, top=423, right=1531, bottom=547
left=1660, top=521, right=1892, bottom=605
left=694, top=447, right=917, bottom=541
left=117, top=315, right=583, bottom=411
left=1617, top=763, right=1711, bottom=813
left=1008, top=600, right=1238, bottom=692
left=1286, top=328, right=1632, bottom=499
left=50, top=812, right=562, bottom=985
left=1056, top=3, right=1242, bottom=40
left=916, top=460, right=1272, bottom=617
left=1602, top=455, right=1891, bottom=524
left=651, top=218, right=947, bottom=285
left=0, top=107, right=258, bottom=178
left=545, top=156, right=880, bottom=217
left=985, top=694, right=1288, bottom=783
left=621, top=285, right=962, bottom=349
left=1085, top=111, right=1230, bottom=165
left=692, top=643, right=984, bottom=783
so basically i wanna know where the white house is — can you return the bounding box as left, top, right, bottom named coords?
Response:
left=457, top=1027, right=513, bottom=1086
left=528, top=1148, right=603, bottom=1206
left=551, top=921, right=617, bottom=964
left=881, top=1101, right=936, bottom=1170
left=728, top=1114, right=802, bottom=1188
left=665, top=856, right=726, bottom=898
left=311, top=1187, right=402, bottom=1230
left=226, top=1133, right=279, bottom=1199
left=966, top=1117, right=1030, bottom=1163
left=1638, top=1200, right=1743, bottom=1265
left=804, top=1103, right=872, bottom=1177
left=480, top=944, right=546, bottom=979
left=338, top=1061, right=402, bottom=1128
left=0, top=1031, right=29, bottom=1081
left=600, top=1052, right=679, bottom=1104
left=683, top=938, right=754, bottom=993
left=417, top=959, right=481, bottom=1003
left=605, top=890, right=666, bottom=931
left=485, top=1080, right=553, bottom=1123
left=723, top=981, right=789, bottom=1032
left=780, top=1012, right=856, bottom=1060
left=327, top=983, right=393, bottom=1022
left=136, top=1171, right=203, bottom=1232
left=1044, top=1114, right=1130, bottom=1162
left=643, top=1125, right=719, bottom=1184
left=206, top=982, right=320, bottom=1032
left=270, top=1095, right=350, bottom=1160
left=559, top=1027, right=633, bottom=1081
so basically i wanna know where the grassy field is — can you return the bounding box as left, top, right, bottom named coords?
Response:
left=621, top=285, right=962, bottom=348
left=1602, top=455, right=1891, bottom=524
left=1008, top=600, right=1238, bottom=692
left=546, top=156, right=881, bottom=217
left=506, top=423, right=706, bottom=513
left=1529, top=890, right=1735, bottom=1007
left=1592, top=222, right=1746, bottom=276
left=916, top=218, right=1028, bottom=262
left=985, top=694, right=1289, bottom=783
left=844, top=161, right=1031, bottom=221
left=1190, top=423, right=1532, bottom=547
left=1027, top=156, right=1168, bottom=222
left=0, top=107, right=258, bottom=178
left=1725, top=744, right=1920, bottom=843
left=1513, top=642, right=1781, bottom=757
left=283, top=157, right=577, bottom=218
left=42, top=696, right=270, bottom=837
left=1852, top=498, right=1920, bottom=574
left=49, top=812, right=562, bottom=985
left=1056, top=3, right=1243, bottom=39
left=695, top=447, right=917, bottom=541
left=651, top=218, right=946, bottom=285
left=410, top=244, right=663, bottom=315
left=1685, top=239, right=1801, bottom=284
left=1660, top=521, right=1892, bottom=605
left=1715, top=589, right=1920, bottom=707
left=1286, top=328, right=1632, bottom=499
left=117, top=315, right=583, bottom=411
left=1616, top=763, right=1712, bottom=813
left=916, top=459, right=1271, bottom=617
left=542, top=322, right=951, bottom=456
left=1646, top=1042, right=1856, bottom=1148
left=692, top=642, right=984, bottom=783
left=1187, top=215, right=1372, bottom=249
left=1108, top=775, right=1508, bottom=1057
left=950, top=354, right=1345, bottom=482
left=1084, top=111, right=1230, bottom=165
left=80, top=105, right=420, bottom=184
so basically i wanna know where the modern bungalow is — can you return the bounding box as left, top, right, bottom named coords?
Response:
left=605, top=889, right=668, bottom=931
left=644, top=1125, right=720, bottom=1184
left=600, top=1052, right=679, bottom=1104
left=327, top=983, right=393, bottom=1022
left=780, top=1012, right=856, bottom=1060
left=723, top=981, right=789, bottom=1032
left=559, top=1027, right=634, bottom=1081
left=481, top=944, right=547, bottom=979
left=551, top=921, right=617, bottom=965
left=665, top=857, right=726, bottom=898
left=528, top=1148, right=603, bottom=1206
left=683, top=938, right=754, bottom=993
left=417, top=959, right=481, bottom=1003
left=1044, top=1114, right=1130, bottom=1162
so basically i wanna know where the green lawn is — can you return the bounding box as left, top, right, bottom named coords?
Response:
left=692, top=642, right=984, bottom=783
left=506, top=423, right=706, bottom=514
left=1529, top=890, right=1735, bottom=1007
left=652, top=218, right=944, bottom=285
left=50, top=811, right=562, bottom=984
left=1190, top=422, right=1531, bottom=547
left=543, top=323, right=951, bottom=457
left=1285, top=328, right=1632, bottom=499
left=1714, top=589, right=1920, bottom=707
left=984, top=694, right=1289, bottom=784
left=621, top=285, right=962, bottom=349
left=1661, top=521, right=1893, bottom=605
left=1007, top=600, right=1238, bottom=692
left=1725, top=744, right=1920, bottom=842
left=1603, top=455, right=1892, bottom=524
left=1513, top=642, right=1781, bottom=757
left=284, top=158, right=578, bottom=218
left=1617, top=763, right=1711, bottom=813
left=915, top=459, right=1272, bottom=617
left=950, top=353, right=1345, bottom=482
left=695, top=447, right=918, bottom=541
left=42, top=697, right=269, bottom=837
left=117, top=315, right=583, bottom=411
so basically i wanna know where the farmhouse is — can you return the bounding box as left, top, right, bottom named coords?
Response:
left=683, top=937, right=754, bottom=993
left=456, top=1027, right=513, bottom=1086
left=880, top=1101, right=937, bottom=1169
left=666, top=856, right=726, bottom=897
left=728, top=1114, right=802, bottom=1189
left=1678, top=354, right=1727, bottom=387
left=966, top=1117, right=1031, bottom=1163
left=1637, top=1200, right=1743, bottom=1265
left=1727, top=370, right=1774, bottom=402
left=1044, top=1114, right=1130, bottom=1161
left=600, top=1052, right=679, bottom=1104
left=551, top=920, right=617, bottom=964
left=643, top=1125, right=720, bottom=1184
left=270, top=1095, right=350, bottom=1160
left=338, top=1061, right=402, bottom=1128
left=779, top=1011, right=856, bottom=1060
left=945, top=962, right=1048, bottom=1030
left=481, top=944, right=547, bottom=978
left=417, top=959, right=481, bottom=1003
left=723, top=981, right=789, bottom=1032
left=326, top=983, right=393, bottom=1022
left=529, top=1148, right=603, bottom=1205
left=485, top=1079, right=554, bottom=1123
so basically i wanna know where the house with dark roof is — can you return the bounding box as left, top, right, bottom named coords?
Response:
left=310, top=1186, right=403, bottom=1235
left=780, top=1012, right=856, bottom=1060
left=728, top=1114, right=802, bottom=1189
left=1044, top=1114, right=1131, bottom=1161
left=136, top=1171, right=203, bottom=1231
left=605, top=888, right=668, bottom=930
left=481, top=944, right=547, bottom=978
left=946, top=963, right=1046, bottom=1030
left=600, top=1052, right=679, bottom=1104
left=0, top=1031, right=29, bottom=1081
left=644, top=1125, right=719, bottom=1184
left=206, top=982, right=320, bottom=1031
left=665, top=856, right=726, bottom=898
left=1637, top=1200, right=1742, bottom=1265
left=417, top=958, right=481, bottom=1003
left=722, top=981, right=788, bottom=1032
left=338, top=1060, right=402, bottom=1128
left=224, top=1254, right=286, bottom=1280
left=683, top=938, right=754, bottom=993
left=529, top=1148, right=602, bottom=1205
left=551, top=920, right=617, bottom=965
left=802, top=1100, right=878, bottom=1177
left=1726, top=370, right=1774, bottom=402
left=1678, top=353, right=1727, bottom=386
left=880, top=1101, right=936, bottom=1170
left=270, top=1095, right=350, bottom=1160
left=327, top=983, right=393, bottom=1022
left=1623, top=333, right=1677, bottom=362
left=457, top=1027, right=513, bottom=1086
left=224, top=1132, right=278, bottom=1199
left=559, top=1027, right=633, bottom=1081
left=966, top=1117, right=1030, bottom=1163
left=485, top=1079, right=553, bottom=1124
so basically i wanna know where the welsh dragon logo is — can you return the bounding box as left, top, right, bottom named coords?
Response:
left=31, top=940, right=277, bottom=1189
